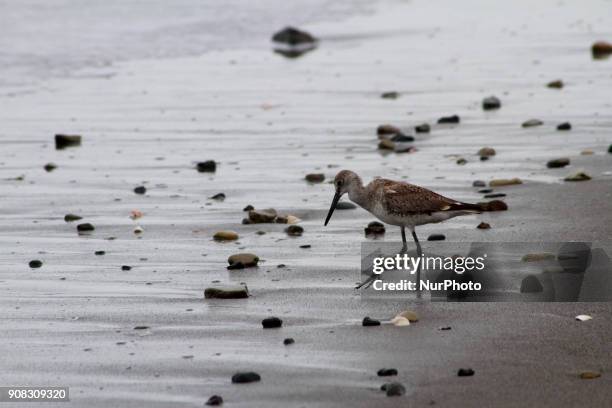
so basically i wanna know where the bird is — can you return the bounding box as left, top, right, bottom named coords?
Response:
left=323, top=170, right=482, bottom=289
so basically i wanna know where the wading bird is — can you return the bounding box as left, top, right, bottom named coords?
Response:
left=324, top=170, right=481, bottom=288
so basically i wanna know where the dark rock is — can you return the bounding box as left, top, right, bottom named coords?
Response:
left=437, top=115, right=460, bottom=124
left=231, top=371, right=261, bottom=384
left=478, top=147, right=496, bottom=157
left=439, top=326, right=452, bottom=331
left=95, top=250, right=105, bottom=256
left=608, top=144, right=612, bottom=154
left=133, top=326, right=150, bottom=330
left=227, top=262, right=245, bottom=270
left=243, top=205, right=254, bottom=211
left=134, top=186, right=146, bottom=195
left=427, top=234, right=446, bottom=241
left=381, top=91, right=399, bottom=99
left=204, top=285, right=249, bottom=299
left=197, top=160, right=216, bottom=173
left=365, top=221, right=385, bottom=236
left=415, top=123, right=430, bottom=133
left=456, top=158, right=467, bottom=165
left=480, top=156, right=489, bottom=161
left=482, top=96, right=501, bottom=110
left=283, top=338, right=295, bottom=345
left=520, top=275, right=543, bottom=293
left=381, top=382, right=406, bottom=397
left=557, top=122, right=571, bottom=131
left=478, top=189, right=493, bottom=194
left=55, top=134, right=82, bottom=149
left=210, top=193, right=225, bottom=200
left=377, top=124, right=401, bottom=136
left=205, top=395, right=223, bottom=406
left=335, top=201, right=356, bottom=210
left=121, top=265, right=132, bottom=271
left=44, top=163, right=57, bottom=172
left=29, top=260, right=43, bottom=268
left=248, top=208, right=277, bottom=223
left=77, top=223, right=95, bottom=232
left=476, top=222, right=491, bottom=229
left=522, top=119, right=543, bottom=128
left=64, top=214, right=82, bottom=222
left=285, top=225, right=304, bottom=236
left=457, top=368, right=475, bottom=377
left=299, top=244, right=311, bottom=249
left=213, top=231, right=239, bottom=241
left=305, top=173, right=325, bottom=183
left=262, top=317, right=282, bottom=329
left=547, top=158, right=570, bottom=168
left=478, top=200, right=508, bottom=211
left=592, top=41, right=612, bottom=59
left=362, top=317, right=381, bottom=326
left=228, top=253, right=259, bottom=269
left=472, top=180, right=486, bottom=187
left=272, top=27, right=316, bottom=45
left=547, top=79, right=564, bottom=89
left=377, top=368, right=398, bottom=377
left=484, top=193, right=506, bottom=198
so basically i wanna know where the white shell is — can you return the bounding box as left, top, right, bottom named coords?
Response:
left=134, top=226, right=144, bottom=234
left=575, top=314, right=592, bottom=321
left=390, top=316, right=410, bottom=326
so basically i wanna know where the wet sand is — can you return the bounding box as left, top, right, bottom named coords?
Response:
left=1, top=0, right=612, bottom=406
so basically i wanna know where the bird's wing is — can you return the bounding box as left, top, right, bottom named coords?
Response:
left=379, top=179, right=475, bottom=215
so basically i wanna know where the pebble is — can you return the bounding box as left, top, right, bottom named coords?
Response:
left=482, top=96, right=501, bottom=110
left=228, top=253, right=259, bottom=269
left=520, top=275, right=543, bottom=293
left=204, top=284, right=249, bottom=299
left=484, top=193, right=505, bottom=198
left=64, top=214, right=82, bottom=222
left=283, top=338, right=295, bottom=345
left=489, top=178, right=522, bottom=187
left=44, top=163, right=57, bottom=172
left=231, top=371, right=261, bottom=384
left=437, top=115, right=460, bottom=124
left=377, top=124, right=401, bottom=135
left=580, top=371, right=601, bottom=379
left=478, top=200, right=508, bottom=211
left=299, top=244, right=311, bottom=249
left=205, top=395, right=223, bottom=406
left=427, top=234, right=445, bottom=241
left=243, top=204, right=254, bottom=211
left=305, top=173, right=325, bottom=183
left=457, top=368, right=475, bottom=377
left=29, top=260, right=43, bottom=269
left=248, top=208, right=277, bottom=223
left=272, top=26, right=316, bottom=45
left=478, top=189, right=493, bottom=194
left=472, top=180, right=486, bottom=187
left=335, top=201, right=356, bottom=210
left=557, top=122, right=571, bottom=131
left=521, top=253, right=555, bottom=262
left=547, top=158, right=570, bottom=168
left=362, top=317, right=381, bottom=326
left=285, top=225, right=304, bottom=237
left=214, top=231, right=239, bottom=241
left=456, top=158, right=467, bottom=165
left=547, top=79, right=564, bottom=89
left=381, top=382, right=406, bottom=397
left=55, top=134, right=82, bottom=149
left=478, top=147, right=496, bottom=157
left=381, top=91, right=399, bottom=99
left=365, top=221, right=385, bottom=236
left=121, top=265, right=132, bottom=271
left=77, top=223, right=95, bottom=232
left=196, top=160, right=216, bottom=173
left=609, top=144, right=612, bottom=154
left=134, top=186, right=146, bottom=195
left=262, top=317, right=283, bottom=329
left=377, top=368, right=398, bottom=377
left=439, top=326, right=452, bottom=331
left=210, top=193, right=226, bottom=200
left=522, top=119, right=543, bottom=128
left=95, top=250, right=105, bottom=256
left=592, top=41, right=612, bottom=58
left=415, top=123, right=430, bottom=133
left=564, top=171, right=591, bottom=182
left=477, top=222, right=491, bottom=229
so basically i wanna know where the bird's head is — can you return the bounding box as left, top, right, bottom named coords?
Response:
left=324, top=170, right=361, bottom=226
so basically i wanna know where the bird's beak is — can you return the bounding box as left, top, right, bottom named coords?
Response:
left=324, top=190, right=341, bottom=226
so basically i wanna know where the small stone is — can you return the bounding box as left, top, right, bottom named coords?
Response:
left=121, top=265, right=132, bottom=271
left=231, top=371, right=261, bottom=384
left=557, top=122, right=571, bottom=131
left=457, top=368, right=475, bottom=377
left=210, top=193, right=225, bottom=200
left=283, top=338, right=295, bottom=345
left=521, top=253, right=555, bottom=262
left=272, top=27, right=316, bottom=45
left=489, top=178, right=522, bottom=187
left=305, top=173, right=325, bottom=183
left=377, top=368, right=398, bottom=377
left=134, top=186, right=146, bottom=195
left=204, top=284, right=249, bottom=299
left=477, top=222, right=491, bottom=229
left=547, top=79, right=564, bottom=89
left=592, top=41, right=612, bottom=58
left=427, top=234, right=445, bottom=241
left=564, top=171, right=591, bottom=182
left=415, top=123, right=430, bottom=133
left=609, top=144, right=612, bottom=154
left=262, top=317, right=282, bottom=329
left=77, top=223, right=95, bottom=232
left=95, top=250, right=105, bottom=256
left=205, top=395, right=224, bottom=406
left=64, top=214, right=82, bottom=222
left=378, top=139, right=395, bottom=150
left=228, top=253, right=259, bottom=269
left=581, top=149, right=593, bottom=155
left=479, top=189, right=493, bottom=194
left=300, top=244, right=311, bottom=249
left=213, top=231, right=239, bottom=241
left=580, top=371, right=601, bottom=379
left=472, top=180, right=486, bottom=187
left=44, top=163, right=57, bottom=172
left=478, top=200, right=508, bottom=211
left=381, top=91, right=399, bottom=99
left=484, top=193, right=505, bottom=198
left=365, top=221, right=385, bottom=236
left=335, top=201, right=356, bottom=210
left=285, top=225, right=304, bottom=237
left=522, top=119, right=543, bottom=128
left=382, top=382, right=406, bottom=397
left=575, top=314, right=593, bottom=322
left=439, top=326, right=452, bottom=331
left=377, top=124, right=401, bottom=136
left=55, top=134, right=82, bottom=149
left=438, top=115, right=460, bottom=124
left=249, top=209, right=277, bottom=223
left=478, top=147, right=496, bottom=157
left=456, top=158, right=467, bottom=165
left=547, top=158, right=570, bottom=168
left=243, top=205, right=254, bottom=211
left=196, top=160, right=216, bottom=173
left=520, top=275, right=544, bottom=293
left=482, top=96, right=501, bottom=110
left=362, top=317, right=381, bottom=326
left=133, top=326, right=150, bottom=330
left=29, top=260, right=43, bottom=269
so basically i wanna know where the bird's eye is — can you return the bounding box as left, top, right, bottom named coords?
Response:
left=337, top=180, right=343, bottom=187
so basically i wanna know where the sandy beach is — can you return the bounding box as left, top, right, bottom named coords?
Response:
left=1, top=0, right=611, bottom=406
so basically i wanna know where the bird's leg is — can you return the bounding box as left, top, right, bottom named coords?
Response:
left=412, top=229, right=423, bottom=299
left=400, top=226, right=408, bottom=253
